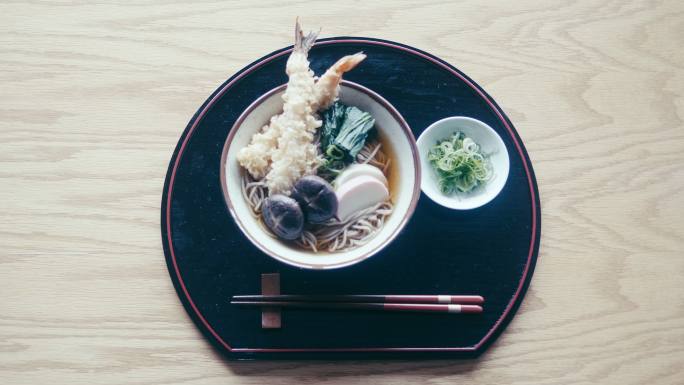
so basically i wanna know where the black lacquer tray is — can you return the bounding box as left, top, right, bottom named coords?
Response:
left=161, top=37, right=540, bottom=359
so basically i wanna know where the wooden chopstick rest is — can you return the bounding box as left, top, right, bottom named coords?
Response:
left=260, top=273, right=281, bottom=329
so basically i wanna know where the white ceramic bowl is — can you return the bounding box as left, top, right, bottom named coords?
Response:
left=417, top=116, right=509, bottom=210
left=220, top=81, right=421, bottom=270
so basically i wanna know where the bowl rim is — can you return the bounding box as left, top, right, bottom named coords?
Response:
left=417, top=115, right=510, bottom=210
left=219, top=80, right=422, bottom=270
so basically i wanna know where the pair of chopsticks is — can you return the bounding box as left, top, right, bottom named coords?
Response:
left=231, top=295, right=484, bottom=314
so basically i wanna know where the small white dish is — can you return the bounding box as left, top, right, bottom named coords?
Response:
left=221, top=80, right=421, bottom=270
left=417, top=116, right=509, bottom=210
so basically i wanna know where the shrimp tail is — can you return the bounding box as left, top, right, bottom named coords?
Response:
left=294, top=18, right=319, bottom=53
left=332, top=52, right=366, bottom=73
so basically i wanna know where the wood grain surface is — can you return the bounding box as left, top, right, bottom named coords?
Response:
left=1, top=1, right=683, bottom=384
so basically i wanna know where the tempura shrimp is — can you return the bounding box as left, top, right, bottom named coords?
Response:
left=237, top=21, right=320, bottom=189
left=312, top=52, right=366, bottom=111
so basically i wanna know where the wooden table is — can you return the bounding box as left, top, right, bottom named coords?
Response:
left=2, top=1, right=683, bottom=384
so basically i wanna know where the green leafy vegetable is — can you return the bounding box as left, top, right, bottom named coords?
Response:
left=428, top=132, right=493, bottom=194
left=319, top=102, right=375, bottom=178
left=320, top=102, right=345, bottom=150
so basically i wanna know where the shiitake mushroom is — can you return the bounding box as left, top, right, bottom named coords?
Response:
left=291, top=175, right=338, bottom=224
left=261, top=194, right=304, bottom=240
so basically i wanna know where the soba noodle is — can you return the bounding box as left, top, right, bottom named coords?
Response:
left=241, top=139, right=394, bottom=252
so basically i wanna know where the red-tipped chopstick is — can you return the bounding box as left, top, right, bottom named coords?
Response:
left=232, top=294, right=484, bottom=305
left=231, top=301, right=483, bottom=314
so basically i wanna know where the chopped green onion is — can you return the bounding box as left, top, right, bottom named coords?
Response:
left=428, top=132, right=493, bottom=194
